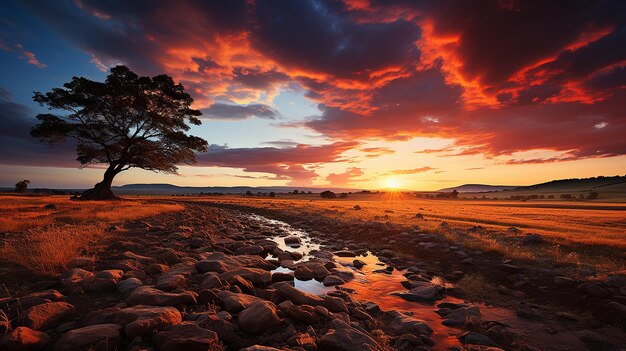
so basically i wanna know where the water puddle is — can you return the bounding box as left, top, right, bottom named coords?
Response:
left=247, top=213, right=586, bottom=351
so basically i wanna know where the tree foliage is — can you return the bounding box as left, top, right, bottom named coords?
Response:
left=31, top=66, right=208, bottom=199
left=15, top=180, right=31, bottom=193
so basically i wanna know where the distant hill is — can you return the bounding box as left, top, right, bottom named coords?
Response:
left=450, top=175, right=626, bottom=201
left=112, top=183, right=358, bottom=195
left=438, top=184, right=519, bottom=193
left=512, top=175, right=626, bottom=192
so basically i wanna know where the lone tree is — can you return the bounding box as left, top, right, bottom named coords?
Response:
left=31, top=66, right=208, bottom=200
left=15, top=180, right=31, bottom=193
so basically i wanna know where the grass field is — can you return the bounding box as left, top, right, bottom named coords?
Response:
left=190, top=192, right=626, bottom=275
left=0, top=194, right=183, bottom=276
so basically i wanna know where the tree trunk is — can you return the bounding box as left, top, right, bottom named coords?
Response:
left=78, top=165, right=120, bottom=200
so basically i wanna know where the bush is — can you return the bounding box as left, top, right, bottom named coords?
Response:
left=587, top=192, right=598, bottom=200
left=14, top=180, right=30, bottom=193
left=320, top=190, right=336, bottom=199
left=339, top=193, right=348, bottom=198
left=269, top=192, right=276, bottom=198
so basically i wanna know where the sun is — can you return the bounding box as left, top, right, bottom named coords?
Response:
left=384, top=178, right=401, bottom=190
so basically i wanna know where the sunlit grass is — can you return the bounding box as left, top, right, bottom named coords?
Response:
left=0, top=195, right=183, bottom=276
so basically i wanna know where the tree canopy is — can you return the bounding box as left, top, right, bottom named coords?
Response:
left=31, top=66, right=208, bottom=199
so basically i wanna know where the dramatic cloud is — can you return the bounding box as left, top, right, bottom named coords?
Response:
left=196, top=141, right=358, bottom=185
left=0, top=42, right=47, bottom=68
left=202, top=103, right=280, bottom=120
left=387, top=167, right=434, bottom=175
left=326, top=167, right=365, bottom=186
left=10, top=0, right=626, bottom=175
left=0, top=90, right=76, bottom=167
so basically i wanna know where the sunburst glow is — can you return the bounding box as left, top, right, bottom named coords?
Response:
left=384, top=178, right=401, bottom=189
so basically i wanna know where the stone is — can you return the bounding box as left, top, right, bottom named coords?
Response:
left=318, top=319, right=383, bottom=351
left=334, top=250, right=357, bottom=257
left=146, top=263, right=169, bottom=275
left=22, top=302, right=76, bottom=330
left=113, top=305, right=182, bottom=339
left=117, top=278, right=142, bottom=295
left=391, top=282, right=445, bottom=302
left=275, top=282, right=324, bottom=306
left=521, top=233, right=544, bottom=245
left=153, top=322, right=221, bottom=351
left=0, top=327, right=50, bottom=351
left=458, top=331, right=499, bottom=347
left=219, top=268, right=272, bottom=286
left=60, top=268, right=94, bottom=290
left=155, top=274, right=187, bottom=291
left=389, top=313, right=433, bottom=335
left=237, top=300, right=281, bottom=334
left=284, top=236, right=302, bottom=245
left=125, top=286, right=197, bottom=306
left=54, top=324, right=122, bottom=351
left=240, top=346, right=281, bottom=351
left=323, top=275, right=346, bottom=286
left=353, top=259, right=366, bottom=268
left=271, top=272, right=294, bottom=283
left=218, top=290, right=262, bottom=313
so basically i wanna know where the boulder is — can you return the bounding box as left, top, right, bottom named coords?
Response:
left=0, top=327, right=50, bottom=351
left=22, top=302, right=76, bottom=330
left=219, top=268, right=272, bottom=286
left=155, top=274, right=187, bottom=291
left=237, top=300, right=281, bottom=334
left=319, top=319, right=383, bottom=351
left=274, top=282, right=324, bottom=306
left=153, top=322, right=221, bottom=351
left=391, top=282, right=445, bottom=302
left=218, top=291, right=262, bottom=313
left=54, top=324, right=122, bottom=351
left=113, top=305, right=182, bottom=339
left=125, top=286, right=197, bottom=306
left=389, top=313, right=433, bottom=335
left=117, top=278, right=142, bottom=295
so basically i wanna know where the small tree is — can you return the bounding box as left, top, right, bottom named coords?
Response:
left=320, top=190, right=336, bottom=199
left=31, top=66, right=208, bottom=200
left=292, top=190, right=299, bottom=194
left=15, top=180, right=31, bottom=193
left=269, top=192, right=276, bottom=198
left=587, top=192, right=599, bottom=200
left=245, top=190, right=253, bottom=196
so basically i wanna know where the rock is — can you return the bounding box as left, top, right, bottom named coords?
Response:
left=322, top=296, right=349, bottom=313
left=284, top=236, right=302, bottom=245
left=219, top=267, right=272, bottom=286
left=334, top=250, right=357, bottom=257
left=389, top=313, right=433, bottom=335
left=275, top=282, right=324, bottom=306
left=240, top=346, right=281, bottom=351
left=117, top=278, right=142, bottom=295
left=54, top=324, right=122, bottom=351
left=155, top=274, right=187, bottom=291
left=295, top=262, right=330, bottom=281
left=438, top=306, right=481, bottom=326
left=391, top=282, right=445, bottom=302
left=329, top=267, right=355, bottom=282
left=126, top=286, right=197, bottom=306
left=585, top=284, right=610, bottom=298
left=114, top=305, right=182, bottom=339
left=607, top=301, right=626, bottom=318
left=458, top=331, right=499, bottom=347
left=0, top=327, right=50, bottom=351
left=218, top=290, right=262, bottom=313
left=146, top=263, right=170, bottom=275
left=282, top=303, right=320, bottom=324
left=227, top=275, right=255, bottom=294
left=323, top=275, right=346, bottom=286
left=153, top=322, right=221, bottom=351
left=60, top=268, right=94, bottom=290
left=319, top=319, right=383, bottom=351
left=271, top=272, right=294, bottom=283
left=22, top=302, right=76, bottom=330
left=554, top=276, right=576, bottom=288
left=353, top=259, right=366, bottom=268
left=521, top=233, right=544, bottom=244
left=238, top=300, right=281, bottom=334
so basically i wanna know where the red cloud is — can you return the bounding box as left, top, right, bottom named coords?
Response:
left=18, top=0, right=626, bottom=170
left=326, top=167, right=365, bottom=186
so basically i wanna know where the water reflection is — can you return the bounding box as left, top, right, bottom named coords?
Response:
left=249, top=213, right=582, bottom=351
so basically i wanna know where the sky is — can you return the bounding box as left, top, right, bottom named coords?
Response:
left=0, top=0, right=625, bottom=191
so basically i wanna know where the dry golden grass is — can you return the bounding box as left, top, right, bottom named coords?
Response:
left=0, top=194, right=183, bottom=276
left=186, top=192, right=626, bottom=274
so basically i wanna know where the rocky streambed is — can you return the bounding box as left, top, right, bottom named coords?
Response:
left=0, top=203, right=623, bottom=351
